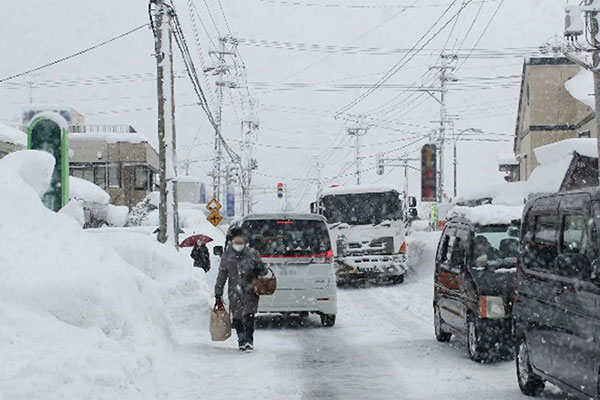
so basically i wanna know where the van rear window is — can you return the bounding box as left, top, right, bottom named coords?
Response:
left=242, top=219, right=331, bottom=257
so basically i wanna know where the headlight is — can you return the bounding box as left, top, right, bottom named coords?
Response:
left=478, top=296, right=505, bottom=319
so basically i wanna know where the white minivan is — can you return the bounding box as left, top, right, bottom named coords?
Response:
left=237, top=213, right=338, bottom=327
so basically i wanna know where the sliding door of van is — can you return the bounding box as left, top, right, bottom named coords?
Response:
left=551, top=194, right=600, bottom=396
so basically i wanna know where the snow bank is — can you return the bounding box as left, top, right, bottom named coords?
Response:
left=106, top=204, right=129, bottom=227
left=0, top=123, right=26, bottom=146
left=448, top=204, right=523, bottom=225
left=0, top=150, right=208, bottom=399
left=565, top=67, right=594, bottom=109
left=69, top=175, right=110, bottom=204
left=407, top=231, right=441, bottom=281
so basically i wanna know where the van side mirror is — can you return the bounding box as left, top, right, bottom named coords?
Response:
left=408, top=208, right=418, bottom=218
left=408, top=196, right=417, bottom=208
left=310, top=202, right=317, bottom=214
left=213, top=245, right=224, bottom=257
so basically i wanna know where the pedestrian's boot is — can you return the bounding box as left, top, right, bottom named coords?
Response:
left=232, top=318, right=247, bottom=351
left=242, top=314, right=256, bottom=351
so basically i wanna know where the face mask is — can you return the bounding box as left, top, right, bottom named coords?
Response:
left=232, top=243, right=245, bottom=252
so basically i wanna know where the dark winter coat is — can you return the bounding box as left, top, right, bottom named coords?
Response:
left=191, top=244, right=210, bottom=271
left=214, top=246, right=267, bottom=319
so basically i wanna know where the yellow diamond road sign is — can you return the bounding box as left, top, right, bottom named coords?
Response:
left=206, top=198, right=222, bottom=212
left=207, top=212, right=223, bottom=227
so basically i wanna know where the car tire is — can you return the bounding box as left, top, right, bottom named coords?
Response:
left=467, top=317, right=488, bottom=363
left=516, top=338, right=544, bottom=396
left=392, top=274, right=405, bottom=284
left=434, top=305, right=452, bottom=342
left=321, top=314, right=336, bottom=327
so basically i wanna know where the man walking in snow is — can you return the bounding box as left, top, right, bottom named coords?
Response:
left=214, top=227, right=267, bottom=351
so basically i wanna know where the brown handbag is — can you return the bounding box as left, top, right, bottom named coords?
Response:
left=252, top=268, right=277, bottom=295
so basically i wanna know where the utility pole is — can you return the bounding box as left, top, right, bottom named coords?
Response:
left=376, top=154, right=419, bottom=202
left=347, top=127, right=368, bottom=185
left=151, top=0, right=179, bottom=248
left=429, top=53, right=457, bottom=203
left=589, top=2, right=600, bottom=175
left=241, top=119, right=259, bottom=215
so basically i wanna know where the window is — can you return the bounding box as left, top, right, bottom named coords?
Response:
left=562, top=214, right=589, bottom=255
left=534, top=215, right=558, bottom=245
left=82, top=167, right=94, bottom=183
left=108, top=162, right=121, bottom=188
left=242, top=219, right=331, bottom=256
left=94, top=165, right=106, bottom=189
left=135, top=166, right=151, bottom=190
left=531, top=214, right=559, bottom=272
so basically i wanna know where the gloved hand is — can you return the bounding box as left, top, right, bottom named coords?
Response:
left=214, top=297, right=224, bottom=309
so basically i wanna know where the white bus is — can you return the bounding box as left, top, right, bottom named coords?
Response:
left=311, top=184, right=413, bottom=285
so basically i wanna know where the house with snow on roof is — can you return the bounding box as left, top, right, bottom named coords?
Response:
left=507, top=56, right=597, bottom=182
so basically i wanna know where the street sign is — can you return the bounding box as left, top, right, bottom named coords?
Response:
left=206, top=198, right=222, bottom=212
left=28, top=112, right=69, bottom=212
left=421, top=144, right=437, bottom=202
left=207, top=212, right=223, bottom=227
left=206, top=198, right=223, bottom=226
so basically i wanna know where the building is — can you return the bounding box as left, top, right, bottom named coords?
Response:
left=0, top=123, right=26, bottom=158
left=68, top=126, right=159, bottom=209
left=512, top=56, right=597, bottom=180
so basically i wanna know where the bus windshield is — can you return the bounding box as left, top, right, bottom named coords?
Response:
left=321, top=191, right=402, bottom=225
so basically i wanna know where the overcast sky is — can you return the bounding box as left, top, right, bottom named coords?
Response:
left=0, top=0, right=565, bottom=212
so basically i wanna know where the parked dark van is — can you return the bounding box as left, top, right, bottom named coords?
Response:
left=433, top=206, right=521, bottom=362
left=514, top=189, right=600, bottom=398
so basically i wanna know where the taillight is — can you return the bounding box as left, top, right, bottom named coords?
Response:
left=398, top=241, right=407, bottom=254
left=314, top=249, right=333, bottom=263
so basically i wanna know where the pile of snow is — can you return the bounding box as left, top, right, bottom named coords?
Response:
left=497, top=153, right=518, bottom=165
left=70, top=131, right=152, bottom=146
left=0, top=123, right=26, bottom=146
left=69, top=175, right=110, bottom=204
left=448, top=204, right=523, bottom=225
left=565, top=67, right=594, bottom=109
left=407, top=231, right=441, bottom=281
left=106, top=204, right=129, bottom=227
left=0, top=150, right=208, bottom=399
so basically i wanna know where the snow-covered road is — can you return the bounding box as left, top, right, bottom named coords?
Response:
left=163, top=279, right=568, bottom=400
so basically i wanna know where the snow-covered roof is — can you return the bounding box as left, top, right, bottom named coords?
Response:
left=534, top=138, right=597, bottom=164
left=448, top=204, right=523, bottom=225
left=497, top=153, right=518, bottom=166
left=69, top=131, right=151, bottom=145
left=0, top=123, right=26, bottom=146
left=69, top=176, right=110, bottom=204
left=320, top=184, right=401, bottom=197
left=565, top=67, right=594, bottom=109
left=527, top=155, right=573, bottom=193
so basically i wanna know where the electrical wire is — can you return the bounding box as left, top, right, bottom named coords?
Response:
left=0, top=24, right=149, bottom=83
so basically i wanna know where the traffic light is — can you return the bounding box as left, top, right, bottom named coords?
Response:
left=376, top=153, right=384, bottom=176
left=277, top=182, right=284, bottom=199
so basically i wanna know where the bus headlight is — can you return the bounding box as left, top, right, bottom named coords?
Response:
left=478, top=296, right=505, bottom=319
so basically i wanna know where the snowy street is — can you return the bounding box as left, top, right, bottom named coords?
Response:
left=156, top=235, right=566, bottom=400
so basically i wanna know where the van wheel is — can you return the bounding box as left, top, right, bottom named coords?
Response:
left=516, top=339, right=544, bottom=396
left=434, top=305, right=451, bottom=342
left=392, top=275, right=405, bottom=284
left=321, top=314, right=336, bottom=327
left=467, top=317, right=488, bottom=363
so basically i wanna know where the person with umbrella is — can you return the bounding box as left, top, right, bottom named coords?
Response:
left=191, top=238, right=211, bottom=273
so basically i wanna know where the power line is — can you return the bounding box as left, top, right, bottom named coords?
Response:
left=0, top=24, right=149, bottom=84
left=335, top=0, right=470, bottom=116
